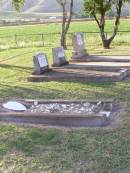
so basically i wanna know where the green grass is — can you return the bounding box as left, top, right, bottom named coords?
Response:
left=0, top=20, right=130, bottom=173
left=0, top=19, right=130, bottom=36
left=0, top=124, right=130, bottom=173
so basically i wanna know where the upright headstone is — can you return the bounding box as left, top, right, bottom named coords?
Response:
left=52, top=47, right=69, bottom=67
left=71, top=32, right=88, bottom=62
left=33, top=53, right=50, bottom=75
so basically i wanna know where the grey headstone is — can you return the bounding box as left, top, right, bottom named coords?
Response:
left=33, top=53, right=49, bottom=75
left=52, top=47, right=69, bottom=67
left=72, top=32, right=87, bottom=60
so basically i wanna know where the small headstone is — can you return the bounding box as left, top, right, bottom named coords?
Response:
left=71, top=32, right=88, bottom=61
left=3, top=101, right=27, bottom=111
left=52, top=47, right=69, bottom=67
left=33, top=53, right=50, bottom=75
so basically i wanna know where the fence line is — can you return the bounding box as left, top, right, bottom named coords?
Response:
left=1, top=31, right=130, bottom=53
left=1, top=30, right=130, bottom=37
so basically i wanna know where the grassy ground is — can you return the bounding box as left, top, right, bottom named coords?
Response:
left=0, top=20, right=130, bottom=173
left=1, top=19, right=130, bottom=35
left=0, top=123, right=130, bottom=173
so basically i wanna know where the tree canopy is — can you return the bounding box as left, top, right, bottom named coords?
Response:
left=12, top=0, right=25, bottom=12
left=84, top=0, right=130, bottom=48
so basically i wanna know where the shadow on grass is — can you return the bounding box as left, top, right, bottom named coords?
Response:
left=0, top=83, right=69, bottom=99
left=0, top=125, right=129, bottom=172
left=0, top=64, right=32, bottom=72
left=0, top=81, right=129, bottom=101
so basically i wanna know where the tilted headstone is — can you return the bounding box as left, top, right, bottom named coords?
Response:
left=33, top=53, right=50, bottom=75
left=52, top=47, right=69, bottom=67
left=71, top=32, right=88, bottom=61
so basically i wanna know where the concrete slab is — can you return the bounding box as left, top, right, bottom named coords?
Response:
left=66, top=62, right=130, bottom=70
left=28, top=68, right=127, bottom=83
left=70, top=55, right=130, bottom=62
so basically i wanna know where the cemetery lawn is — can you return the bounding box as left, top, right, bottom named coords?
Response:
left=0, top=19, right=130, bottom=172
left=0, top=47, right=130, bottom=173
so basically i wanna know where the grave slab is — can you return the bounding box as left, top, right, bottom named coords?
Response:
left=70, top=55, right=130, bottom=63
left=28, top=67, right=128, bottom=83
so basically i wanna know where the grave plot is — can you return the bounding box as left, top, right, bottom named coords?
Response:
left=0, top=100, right=122, bottom=127
left=29, top=47, right=130, bottom=83
left=28, top=65, right=128, bottom=83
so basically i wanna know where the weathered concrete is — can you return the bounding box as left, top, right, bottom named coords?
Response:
left=28, top=66, right=128, bottom=83
left=0, top=100, right=114, bottom=127
left=70, top=55, right=130, bottom=63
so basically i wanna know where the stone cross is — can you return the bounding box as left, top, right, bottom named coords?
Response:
left=33, top=53, right=49, bottom=75
left=52, top=47, right=69, bottom=67
left=71, top=32, right=87, bottom=61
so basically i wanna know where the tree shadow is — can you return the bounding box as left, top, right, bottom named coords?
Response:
left=0, top=84, right=69, bottom=99
left=0, top=64, right=32, bottom=72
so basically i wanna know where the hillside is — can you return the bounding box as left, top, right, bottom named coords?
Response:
left=0, top=0, right=83, bottom=14
left=0, top=0, right=129, bottom=18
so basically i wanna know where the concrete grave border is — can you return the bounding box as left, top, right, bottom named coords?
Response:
left=28, top=66, right=129, bottom=83
left=0, top=99, right=118, bottom=127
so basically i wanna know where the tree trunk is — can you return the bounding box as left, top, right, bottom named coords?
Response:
left=102, top=39, right=111, bottom=49
left=61, top=4, right=67, bottom=49
left=60, top=0, right=73, bottom=50
left=92, top=0, right=122, bottom=49
left=61, top=32, right=67, bottom=49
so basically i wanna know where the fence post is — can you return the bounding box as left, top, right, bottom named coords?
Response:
left=41, top=34, right=44, bottom=47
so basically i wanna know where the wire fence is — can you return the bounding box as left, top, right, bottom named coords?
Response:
left=1, top=31, right=130, bottom=54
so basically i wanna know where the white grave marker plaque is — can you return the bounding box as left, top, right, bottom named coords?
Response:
left=3, top=101, right=27, bottom=111
left=38, top=54, right=48, bottom=67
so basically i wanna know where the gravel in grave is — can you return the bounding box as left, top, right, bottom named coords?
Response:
left=26, top=101, right=104, bottom=115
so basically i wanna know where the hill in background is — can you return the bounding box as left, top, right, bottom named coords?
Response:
left=0, top=0, right=83, bottom=15
left=0, top=0, right=129, bottom=19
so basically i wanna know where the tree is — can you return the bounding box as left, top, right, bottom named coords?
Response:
left=12, top=0, right=25, bottom=12
left=56, top=0, right=74, bottom=49
left=84, top=0, right=128, bottom=49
